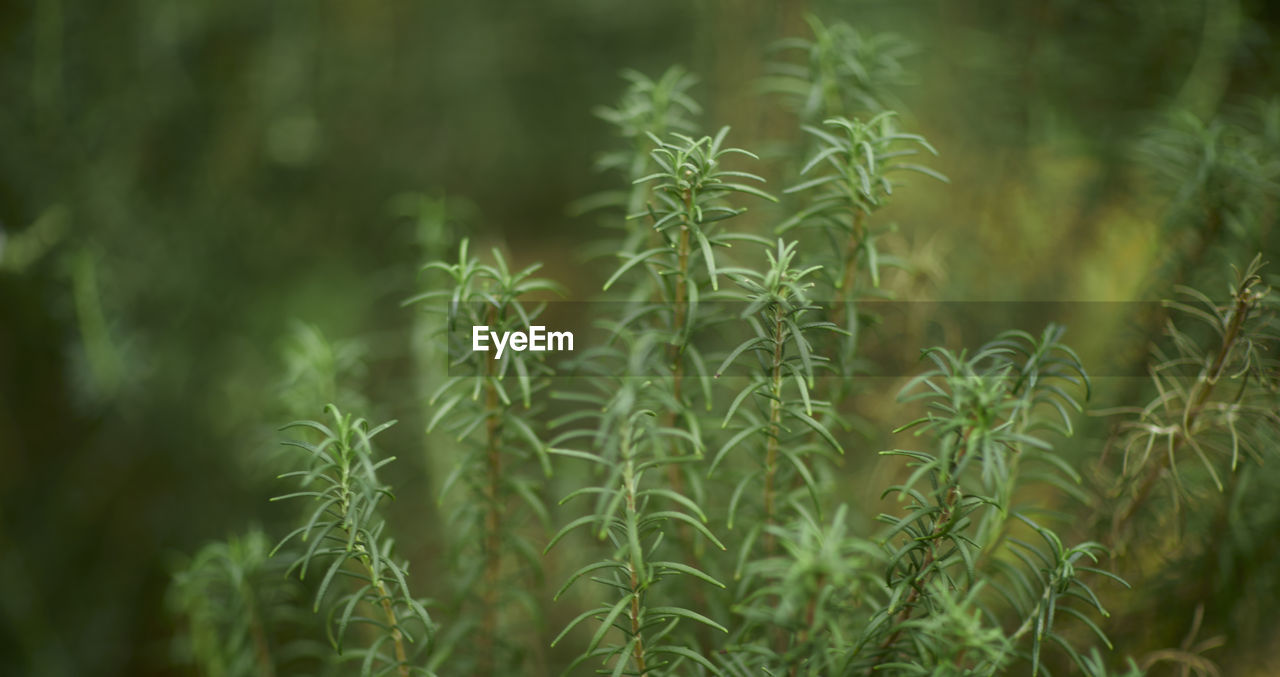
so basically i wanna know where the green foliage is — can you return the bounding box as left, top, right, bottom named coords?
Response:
left=595, top=67, right=703, bottom=217
left=272, top=406, right=432, bottom=676
left=278, top=322, right=370, bottom=419
left=713, top=239, right=842, bottom=542
left=780, top=113, right=945, bottom=294
left=870, top=326, right=1119, bottom=675
left=1139, top=110, right=1280, bottom=247
left=616, top=126, right=775, bottom=302
left=724, top=505, right=884, bottom=676
left=577, top=66, right=704, bottom=255
left=603, top=125, right=778, bottom=498
left=548, top=380, right=728, bottom=676
left=156, top=12, right=1280, bottom=677
left=11, top=3, right=1280, bottom=677
left=407, top=239, right=563, bottom=673
left=170, top=529, right=323, bottom=677
left=763, top=15, right=916, bottom=120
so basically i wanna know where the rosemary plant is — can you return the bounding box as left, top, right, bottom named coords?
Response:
left=170, top=528, right=321, bottom=677
left=547, top=370, right=727, bottom=677
left=589, top=66, right=703, bottom=232
left=867, top=327, right=1124, bottom=675
left=779, top=113, right=945, bottom=307
left=721, top=504, right=883, bottom=676
left=712, top=239, right=843, bottom=553
left=272, top=405, right=433, bottom=677
left=407, top=239, right=562, bottom=674
left=609, top=124, right=777, bottom=464
left=161, top=14, right=1280, bottom=677
left=601, top=126, right=776, bottom=595
left=1104, top=256, right=1279, bottom=549
left=708, top=239, right=859, bottom=676
left=763, top=15, right=915, bottom=121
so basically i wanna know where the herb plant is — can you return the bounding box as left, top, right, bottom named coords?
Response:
left=166, top=15, right=1280, bottom=677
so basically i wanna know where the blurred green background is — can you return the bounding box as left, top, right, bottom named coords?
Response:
left=2, top=1, right=1278, bottom=675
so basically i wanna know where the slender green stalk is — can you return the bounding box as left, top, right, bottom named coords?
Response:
left=763, top=302, right=786, bottom=552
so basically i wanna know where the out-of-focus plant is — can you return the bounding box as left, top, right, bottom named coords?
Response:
left=762, top=15, right=915, bottom=122
left=722, top=504, right=883, bottom=676
left=277, top=322, right=369, bottom=419
left=1103, top=256, right=1279, bottom=549
left=586, top=66, right=703, bottom=230
left=1137, top=111, right=1280, bottom=282
left=170, top=528, right=325, bottom=677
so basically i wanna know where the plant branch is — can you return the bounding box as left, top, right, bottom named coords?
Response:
left=1110, top=284, right=1254, bottom=542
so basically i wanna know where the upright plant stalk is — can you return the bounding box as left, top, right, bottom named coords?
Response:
left=582, top=68, right=710, bottom=503
left=406, top=239, right=562, bottom=674
left=762, top=297, right=786, bottom=542
left=619, top=413, right=649, bottom=674
left=547, top=368, right=728, bottom=676
left=602, top=128, right=775, bottom=583
left=623, top=124, right=777, bottom=424
left=170, top=529, right=312, bottom=677
left=714, top=240, right=842, bottom=549
left=780, top=112, right=945, bottom=331
left=587, top=82, right=774, bottom=657
left=271, top=405, right=432, bottom=677
left=480, top=305, right=501, bottom=665
left=710, top=240, right=847, bottom=674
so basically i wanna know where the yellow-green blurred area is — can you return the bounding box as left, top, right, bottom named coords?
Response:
left=2, top=1, right=1278, bottom=675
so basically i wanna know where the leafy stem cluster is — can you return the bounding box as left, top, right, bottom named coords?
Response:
left=712, top=239, right=843, bottom=555
left=547, top=377, right=728, bottom=676
left=272, top=406, right=432, bottom=677
left=1104, top=255, right=1279, bottom=549
left=782, top=113, right=946, bottom=330
left=407, top=239, right=562, bottom=674
left=869, top=327, right=1119, bottom=674
left=166, top=15, right=1280, bottom=677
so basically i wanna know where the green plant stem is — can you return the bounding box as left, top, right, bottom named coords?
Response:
left=481, top=308, right=502, bottom=675
left=665, top=188, right=694, bottom=495
left=621, top=419, right=649, bottom=675
left=832, top=210, right=865, bottom=328
left=339, top=468, right=411, bottom=677
left=789, top=573, right=824, bottom=677
left=999, top=583, right=1054, bottom=664
left=369, top=558, right=412, bottom=677
left=670, top=250, right=687, bottom=437
left=874, top=429, right=971, bottom=665
left=240, top=579, right=277, bottom=677
left=655, top=186, right=716, bottom=657
left=764, top=306, right=786, bottom=554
